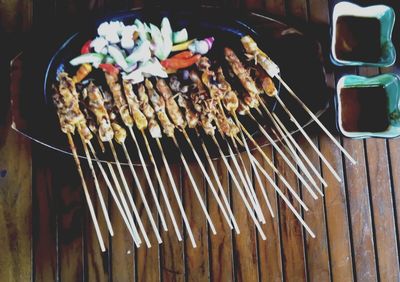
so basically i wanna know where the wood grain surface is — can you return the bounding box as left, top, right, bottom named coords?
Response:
left=1, top=0, right=400, bottom=281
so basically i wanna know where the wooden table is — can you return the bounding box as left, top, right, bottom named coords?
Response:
left=1, top=0, right=400, bottom=281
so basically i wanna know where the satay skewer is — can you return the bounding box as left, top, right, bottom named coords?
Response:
left=136, top=84, right=194, bottom=244
left=88, top=142, right=141, bottom=245
left=145, top=79, right=217, bottom=234
left=190, top=67, right=265, bottom=221
left=156, top=78, right=235, bottom=231
left=67, top=133, right=106, bottom=251
left=83, top=81, right=154, bottom=246
left=223, top=49, right=321, bottom=198
left=241, top=35, right=356, bottom=165
left=53, top=73, right=106, bottom=251
left=124, top=82, right=182, bottom=239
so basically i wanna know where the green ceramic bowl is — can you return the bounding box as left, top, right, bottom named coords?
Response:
left=337, top=74, right=400, bottom=138
left=331, top=2, right=396, bottom=67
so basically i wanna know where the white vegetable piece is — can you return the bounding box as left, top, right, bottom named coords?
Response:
left=123, top=68, right=145, bottom=83
left=90, top=36, right=108, bottom=53
left=161, top=17, right=173, bottom=59
left=97, top=21, right=124, bottom=44
left=141, top=58, right=168, bottom=78
left=125, top=40, right=151, bottom=64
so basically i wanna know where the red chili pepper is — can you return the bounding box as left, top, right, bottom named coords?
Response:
left=81, top=40, right=92, bottom=54
left=99, top=64, right=119, bottom=75
left=161, top=54, right=201, bottom=70
left=171, top=51, right=194, bottom=60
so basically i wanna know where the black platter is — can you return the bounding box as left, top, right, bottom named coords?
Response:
left=11, top=7, right=329, bottom=165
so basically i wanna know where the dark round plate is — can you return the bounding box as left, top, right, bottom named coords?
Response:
left=11, top=7, right=329, bottom=165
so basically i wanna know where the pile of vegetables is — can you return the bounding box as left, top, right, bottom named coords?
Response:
left=69, top=17, right=215, bottom=84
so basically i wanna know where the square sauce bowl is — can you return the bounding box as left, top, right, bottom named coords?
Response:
left=336, top=73, right=400, bottom=138
left=331, top=1, right=396, bottom=67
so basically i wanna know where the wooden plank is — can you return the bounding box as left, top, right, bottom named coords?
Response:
left=274, top=138, right=306, bottom=281
left=254, top=147, right=283, bottom=282
left=264, top=0, right=285, bottom=17
left=159, top=164, right=185, bottom=282
left=183, top=161, right=209, bottom=282
left=208, top=159, right=234, bottom=281
left=359, top=67, right=399, bottom=281
left=230, top=152, right=259, bottom=282
left=341, top=136, right=377, bottom=281
left=135, top=166, right=161, bottom=282
left=0, top=123, right=32, bottom=282
left=388, top=137, right=400, bottom=255
left=32, top=146, right=57, bottom=282
left=297, top=135, right=331, bottom=281
left=111, top=164, right=135, bottom=282
left=56, top=153, right=85, bottom=282
left=0, top=0, right=33, bottom=31
left=86, top=162, right=110, bottom=282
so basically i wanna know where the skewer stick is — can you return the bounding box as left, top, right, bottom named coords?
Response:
left=238, top=123, right=310, bottom=210
left=140, top=130, right=182, bottom=241
left=88, top=142, right=141, bottom=245
left=195, top=129, right=240, bottom=233
left=66, top=133, right=106, bottom=252
left=235, top=114, right=319, bottom=199
left=275, top=74, right=356, bottom=164
left=121, top=141, right=163, bottom=244
left=247, top=111, right=324, bottom=195
left=210, top=135, right=267, bottom=240
left=181, top=129, right=234, bottom=229
left=79, top=136, right=114, bottom=236
left=108, top=141, right=152, bottom=247
left=230, top=136, right=266, bottom=223
left=250, top=154, right=315, bottom=238
left=171, top=135, right=217, bottom=235
left=155, top=138, right=197, bottom=247
left=273, top=94, right=342, bottom=182
left=223, top=136, right=265, bottom=220
left=257, top=97, right=327, bottom=189
left=232, top=118, right=275, bottom=218
left=127, top=127, right=168, bottom=231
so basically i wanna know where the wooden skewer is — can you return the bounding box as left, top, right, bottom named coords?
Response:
left=194, top=129, right=240, bottom=233
left=88, top=142, right=141, bottom=246
left=108, top=141, right=152, bottom=248
left=155, top=138, right=197, bottom=247
left=273, top=94, right=342, bottom=182
left=210, top=135, right=267, bottom=240
left=234, top=115, right=318, bottom=200
left=247, top=111, right=324, bottom=195
left=223, top=136, right=265, bottom=221
left=127, top=127, right=168, bottom=231
left=250, top=154, right=315, bottom=238
left=238, top=123, right=310, bottom=210
left=121, top=141, right=163, bottom=244
left=257, top=97, right=327, bottom=190
left=171, top=135, right=217, bottom=234
left=271, top=112, right=326, bottom=196
left=140, top=130, right=182, bottom=241
left=79, top=136, right=114, bottom=236
left=181, top=129, right=234, bottom=230
left=232, top=119, right=275, bottom=218
left=230, top=136, right=266, bottom=223
left=275, top=74, right=356, bottom=164
left=66, top=133, right=106, bottom=252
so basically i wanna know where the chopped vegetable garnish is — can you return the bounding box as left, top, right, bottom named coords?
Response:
left=70, top=53, right=104, bottom=66
left=189, top=37, right=215, bottom=55
left=161, top=54, right=201, bottom=69
left=99, top=63, right=119, bottom=75
left=171, top=39, right=195, bottom=52
left=173, top=28, right=188, bottom=44
left=171, top=51, right=194, bottom=59
left=81, top=40, right=92, bottom=54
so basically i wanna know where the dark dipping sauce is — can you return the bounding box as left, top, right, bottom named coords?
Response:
left=340, top=86, right=389, bottom=132
left=335, top=16, right=382, bottom=62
